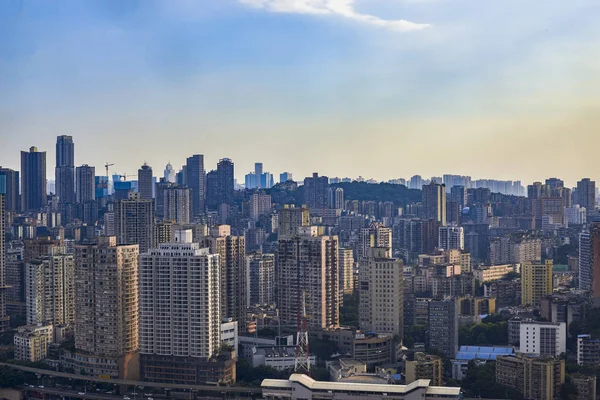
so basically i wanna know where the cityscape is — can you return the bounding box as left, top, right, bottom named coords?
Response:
left=3, top=1, right=600, bottom=400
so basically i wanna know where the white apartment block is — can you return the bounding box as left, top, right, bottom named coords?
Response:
left=520, top=321, right=566, bottom=357
left=221, top=319, right=239, bottom=355
left=438, top=225, right=464, bottom=251
left=564, top=205, right=586, bottom=226
left=473, top=264, right=517, bottom=283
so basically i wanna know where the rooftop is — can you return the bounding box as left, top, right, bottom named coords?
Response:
left=455, top=346, right=515, bottom=361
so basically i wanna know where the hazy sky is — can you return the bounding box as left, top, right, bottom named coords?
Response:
left=1, top=0, right=599, bottom=186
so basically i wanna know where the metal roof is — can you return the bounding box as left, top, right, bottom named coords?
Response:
left=455, top=346, right=515, bottom=361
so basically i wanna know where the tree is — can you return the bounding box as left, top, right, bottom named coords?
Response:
left=0, top=366, right=25, bottom=388
left=560, top=376, right=578, bottom=400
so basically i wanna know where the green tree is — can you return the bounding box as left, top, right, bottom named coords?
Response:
left=0, top=366, right=25, bottom=388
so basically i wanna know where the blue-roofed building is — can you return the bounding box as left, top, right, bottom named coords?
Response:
left=452, top=345, right=515, bottom=380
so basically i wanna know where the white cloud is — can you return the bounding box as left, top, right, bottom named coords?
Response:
left=238, top=0, right=430, bottom=31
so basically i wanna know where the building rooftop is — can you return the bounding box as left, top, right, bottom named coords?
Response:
left=455, top=346, right=515, bottom=361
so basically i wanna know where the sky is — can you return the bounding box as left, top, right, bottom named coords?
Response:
left=1, top=0, right=599, bottom=187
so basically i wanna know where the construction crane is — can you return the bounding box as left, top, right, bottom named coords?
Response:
left=295, top=291, right=310, bottom=375
left=104, top=162, right=114, bottom=178
left=118, top=174, right=136, bottom=182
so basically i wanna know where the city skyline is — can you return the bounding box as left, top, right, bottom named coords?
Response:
left=2, top=1, right=600, bottom=185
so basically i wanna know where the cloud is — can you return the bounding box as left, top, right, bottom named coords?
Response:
left=238, top=0, right=430, bottom=31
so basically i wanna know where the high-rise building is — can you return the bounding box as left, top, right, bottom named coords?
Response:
left=278, top=204, right=310, bottom=238
left=564, top=205, right=586, bottom=225
left=249, top=192, right=272, bottom=220
left=576, top=178, right=596, bottom=211
left=496, top=354, right=565, bottom=400
left=73, top=237, right=139, bottom=379
left=327, top=187, right=344, bottom=210
left=278, top=231, right=340, bottom=329
left=0, top=182, right=9, bottom=332
left=55, top=135, right=75, bottom=204
left=520, top=321, right=566, bottom=357
left=138, top=163, right=153, bottom=200
left=580, top=223, right=600, bottom=305
left=21, top=146, right=47, bottom=211
left=577, top=334, right=600, bottom=366
left=255, top=163, right=263, bottom=189
left=115, top=193, right=155, bottom=254
left=186, top=154, right=206, bottom=215
left=217, top=158, right=235, bottom=205
left=164, top=162, right=176, bottom=183
left=304, top=173, right=329, bottom=210
left=423, top=182, right=447, bottom=226
left=428, top=298, right=458, bottom=358
left=359, top=247, right=404, bottom=337
left=203, top=233, right=247, bottom=325
left=0, top=167, right=20, bottom=212
left=521, top=260, right=553, bottom=306
left=139, top=230, right=235, bottom=385
left=247, top=252, right=275, bottom=306
left=357, top=222, right=392, bottom=260
left=25, top=246, right=75, bottom=326
left=438, top=225, right=464, bottom=251
left=163, top=186, right=190, bottom=224
left=339, top=248, right=354, bottom=296
left=75, top=164, right=95, bottom=203
left=280, top=172, right=293, bottom=183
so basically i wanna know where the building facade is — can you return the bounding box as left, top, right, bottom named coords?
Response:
left=521, top=260, right=553, bottom=306
left=21, top=146, right=47, bottom=212
left=138, top=163, right=153, bottom=200
left=427, top=298, right=458, bottom=358
left=115, top=192, right=155, bottom=254
left=247, top=252, right=275, bottom=306
left=496, top=354, right=564, bottom=400
left=75, top=164, right=95, bottom=203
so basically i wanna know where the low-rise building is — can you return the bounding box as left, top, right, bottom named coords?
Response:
left=496, top=354, right=564, bottom=400
left=261, top=374, right=461, bottom=400
left=14, top=324, right=53, bottom=362
left=252, top=346, right=316, bottom=371
left=221, top=319, right=239, bottom=355
left=316, top=330, right=396, bottom=367
left=473, top=264, right=517, bottom=283
left=405, top=353, right=442, bottom=386
left=451, top=345, right=515, bottom=381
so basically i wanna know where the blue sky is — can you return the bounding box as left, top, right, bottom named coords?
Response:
left=1, top=0, right=599, bottom=185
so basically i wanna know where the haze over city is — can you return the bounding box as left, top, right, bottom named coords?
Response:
left=2, top=0, right=600, bottom=185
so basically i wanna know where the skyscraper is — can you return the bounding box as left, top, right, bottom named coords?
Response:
left=577, top=178, right=596, bottom=211
left=280, top=172, right=293, bottom=183
left=450, top=186, right=467, bottom=209
left=357, top=222, right=392, bottom=260
left=0, top=180, right=9, bottom=332
left=138, top=163, right=154, bottom=200
left=139, top=230, right=234, bottom=385
left=21, top=146, right=47, bottom=211
left=304, top=173, right=329, bottom=210
left=277, top=231, right=340, bottom=329
left=521, top=260, right=553, bottom=306
left=428, top=298, right=458, bottom=358
left=115, top=193, right=155, bottom=254
left=164, top=162, right=176, bottom=183
left=255, top=163, right=263, bottom=189
left=359, top=247, right=404, bottom=337
left=163, top=186, right=191, bottom=224
left=55, top=135, right=75, bottom=204
left=438, top=225, right=464, bottom=250
left=217, top=158, right=235, bottom=205
left=186, top=154, right=206, bottom=215
left=73, top=237, right=139, bottom=379
left=278, top=204, right=310, bottom=238
left=247, top=252, right=275, bottom=306
left=327, top=187, right=344, bottom=209
left=422, top=181, right=447, bottom=226
left=75, top=164, right=95, bottom=203
left=0, top=167, right=20, bottom=213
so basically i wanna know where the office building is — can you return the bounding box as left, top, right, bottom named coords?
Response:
left=140, top=230, right=235, bottom=385
left=75, top=164, right=95, bottom=203
left=0, top=185, right=8, bottom=332
left=520, top=321, right=566, bottom=356
left=55, top=135, right=75, bottom=204
left=576, top=178, right=595, bottom=211
left=438, top=225, right=464, bottom=250
left=496, top=354, right=564, bottom=400
left=21, top=146, right=47, bottom=211
left=278, top=231, right=340, bottom=329
left=521, top=260, right=553, bottom=306
left=217, top=158, right=235, bottom=205
left=249, top=192, right=272, bottom=220
left=138, top=163, right=153, bottom=200
left=339, top=248, right=354, bottom=296
left=255, top=163, right=264, bottom=188
left=25, top=247, right=75, bottom=326
left=450, top=185, right=467, bottom=209
left=115, top=192, right=155, bottom=254
left=405, top=353, right=442, bottom=386
left=428, top=298, right=458, bottom=358
left=359, top=248, right=404, bottom=337
left=280, top=172, right=293, bottom=183
left=72, top=237, right=139, bottom=379
left=186, top=154, right=206, bottom=215
left=163, top=186, right=190, bottom=224
left=357, top=222, right=392, bottom=260
left=422, top=181, right=446, bottom=226
left=247, top=252, right=275, bottom=306
left=0, top=167, right=20, bottom=212
left=14, top=324, right=53, bottom=362
left=278, top=204, right=310, bottom=238
left=577, top=334, right=600, bottom=366
left=327, top=187, right=344, bottom=210
left=261, top=374, right=461, bottom=400
left=164, top=162, right=176, bottom=183
left=304, top=173, right=329, bottom=210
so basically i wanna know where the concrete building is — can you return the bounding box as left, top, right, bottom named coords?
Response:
left=278, top=204, right=310, bottom=238
left=357, top=222, right=392, bottom=260
left=521, top=260, right=553, bottom=306
left=577, top=334, right=600, bottom=366
left=0, top=187, right=8, bottom=332
left=186, top=154, right=206, bottom=215
left=164, top=162, right=176, bottom=183
left=55, top=135, right=75, bottom=205
left=496, top=354, right=564, bottom=400
left=427, top=298, right=458, bottom=358
left=339, top=248, right=354, bottom=296
left=303, top=173, right=329, bottom=210
left=0, top=167, right=20, bottom=212
left=565, top=205, right=586, bottom=225
left=221, top=319, right=239, bottom=355
left=277, top=231, right=340, bottom=330
left=280, top=172, right=293, bottom=183
left=359, top=248, right=403, bottom=337
left=21, top=146, right=47, bottom=212
left=520, top=321, right=566, bottom=357
left=139, top=231, right=235, bottom=385
left=261, top=374, right=461, bottom=400
left=14, top=324, right=53, bottom=362
left=405, top=353, right=442, bottom=386
left=247, top=252, right=275, bottom=306
left=115, top=192, right=155, bottom=254
left=572, top=374, right=596, bottom=400
left=576, top=178, right=595, bottom=211
left=422, top=181, right=446, bottom=226
left=473, top=264, right=516, bottom=283
left=438, top=225, right=464, bottom=251
left=249, top=192, right=272, bottom=220
left=451, top=345, right=515, bottom=381
left=163, top=186, right=190, bottom=224
left=25, top=247, right=75, bottom=326
left=327, top=187, right=344, bottom=210
left=75, top=164, right=95, bottom=203
left=252, top=346, right=316, bottom=371
left=72, top=237, right=139, bottom=379
left=137, top=163, right=153, bottom=200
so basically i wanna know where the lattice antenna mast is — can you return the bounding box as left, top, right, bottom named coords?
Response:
left=295, top=291, right=310, bottom=374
